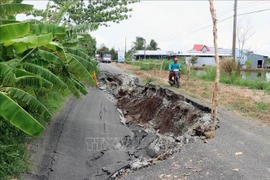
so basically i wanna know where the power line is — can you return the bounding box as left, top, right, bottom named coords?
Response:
left=238, top=8, right=270, bottom=16
left=238, top=1, right=269, bottom=10
left=161, top=8, right=270, bottom=43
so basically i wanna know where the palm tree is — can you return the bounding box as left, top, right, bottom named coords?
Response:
left=147, top=39, right=160, bottom=50
left=131, top=36, right=145, bottom=51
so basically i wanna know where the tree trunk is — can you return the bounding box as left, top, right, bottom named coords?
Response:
left=208, top=0, right=220, bottom=139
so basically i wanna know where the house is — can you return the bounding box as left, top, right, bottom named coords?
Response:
left=132, top=50, right=172, bottom=60
left=247, top=53, right=268, bottom=68
left=192, top=44, right=211, bottom=52
left=169, top=44, right=232, bottom=66
left=170, top=44, right=268, bottom=68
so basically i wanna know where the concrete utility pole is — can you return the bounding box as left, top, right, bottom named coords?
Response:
left=232, top=0, right=237, bottom=61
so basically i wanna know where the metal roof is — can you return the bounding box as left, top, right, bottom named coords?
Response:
left=133, top=50, right=172, bottom=56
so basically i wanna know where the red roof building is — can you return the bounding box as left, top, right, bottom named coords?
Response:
left=193, top=44, right=210, bottom=52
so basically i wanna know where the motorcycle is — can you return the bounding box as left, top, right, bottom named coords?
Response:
left=168, top=69, right=180, bottom=88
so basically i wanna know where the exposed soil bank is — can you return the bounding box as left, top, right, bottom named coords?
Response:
left=98, top=72, right=217, bottom=179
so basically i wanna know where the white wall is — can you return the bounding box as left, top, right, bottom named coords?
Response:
left=185, top=57, right=216, bottom=66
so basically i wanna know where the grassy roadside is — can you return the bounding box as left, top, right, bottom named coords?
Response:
left=115, top=62, right=270, bottom=125
left=0, top=89, right=69, bottom=180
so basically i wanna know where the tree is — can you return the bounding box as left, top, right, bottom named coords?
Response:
left=126, top=49, right=134, bottom=60
left=267, top=58, right=270, bottom=65
left=207, top=0, right=220, bottom=139
left=110, top=48, right=118, bottom=60
left=190, top=55, right=198, bottom=66
left=131, top=36, right=145, bottom=51
left=237, top=20, right=254, bottom=71
left=78, top=34, right=96, bottom=57
left=28, top=0, right=139, bottom=27
left=147, top=39, right=160, bottom=50
left=97, top=44, right=109, bottom=54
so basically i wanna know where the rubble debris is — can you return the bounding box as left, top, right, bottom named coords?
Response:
left=96, top=73, right=219, bottom=179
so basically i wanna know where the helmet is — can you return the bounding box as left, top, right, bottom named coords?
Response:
left=174, top=57, right=178, bottom=61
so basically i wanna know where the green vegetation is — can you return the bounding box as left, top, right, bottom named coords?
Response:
left=126, top=58, right=187, bottom=74
left=190, top=55, right=198, bottom=66
left=194, top=66, right=270, bottom=91
left=245, top=60, right=252, bottom=68
left=0, top=0, right=105, bottom=179
left=0, top=90, right=67, bottom=180
left=131, top=37, right=160, bottom=51
left=0, top=117, right=29, bottom=180
left=255, top=102, right=270, bottom=112
left=220, top=58, right=237, bottom=74
left=28, top=0, right=138, bottom=27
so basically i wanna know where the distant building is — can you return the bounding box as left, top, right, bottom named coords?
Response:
left=169, top=44, right=268, bottom=68
left=169, top=44, right=232, bottom=66
left=247, top=53, right=268, bottom=68
left=132, top=50, right=172, bottom=60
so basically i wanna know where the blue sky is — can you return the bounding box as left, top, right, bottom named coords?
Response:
left=19, top=1, right=270, bottom=56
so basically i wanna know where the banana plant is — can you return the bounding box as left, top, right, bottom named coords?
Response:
left=0, top=19, right=98, bottom=135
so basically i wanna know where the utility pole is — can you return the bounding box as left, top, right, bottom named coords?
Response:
left=232, top=0, right=237, bottom=61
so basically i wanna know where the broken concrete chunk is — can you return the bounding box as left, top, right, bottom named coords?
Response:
left=130, top=158, right=150, bottom=170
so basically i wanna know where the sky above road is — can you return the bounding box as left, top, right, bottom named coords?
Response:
left=19, top=1, right=270, bottom=56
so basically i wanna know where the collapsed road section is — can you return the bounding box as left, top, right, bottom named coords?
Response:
left=96, top=72, right=217, bottom=179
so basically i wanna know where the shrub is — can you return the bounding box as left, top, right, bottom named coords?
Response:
left=190, top=55, right=198, bottom=66
left=220, top=58, right=237, bottom=75
left=245, top=60, right=252, bottom=68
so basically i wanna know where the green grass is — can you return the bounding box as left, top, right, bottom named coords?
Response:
left=0, top=118, right=29, bottom=180
left=0, top=89, right=68, bottom=180
left=194, top=66, right=270, bottom=91
left=128, top=58, right=187, bottom=75
left=255, top=102, right=270, bottom=112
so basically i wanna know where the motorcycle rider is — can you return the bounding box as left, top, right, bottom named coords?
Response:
left=169, top=57, right=181, bottom=82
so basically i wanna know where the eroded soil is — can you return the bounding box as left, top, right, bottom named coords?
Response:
left=97, top=72, right=215, bottom=179
left=115, top=63, right=270, bottom=124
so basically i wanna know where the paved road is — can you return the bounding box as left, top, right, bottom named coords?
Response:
left=25, top=63, right=270, bottom=180
left=25, top=63, right=133, bottom=180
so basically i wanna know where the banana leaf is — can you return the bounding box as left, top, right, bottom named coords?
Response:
left=0, top=22, right=30, bottom=42
left=71, top=78, right=88, bottom=95
left=36, top=49, right=63, bottom=65
left=60, top=75, right=80, bottom=98
left=31, top=24, right=66, bottom=36
left=23, top=62, right=68, bottom=90
left=6, top=87, right=52, bottom=120
left=15, top=76, right=53, bottom=89
left=4, top=33, right=53, bottom=54
left=0, top=92, right=44, bottom=136
left=0, top=4, right=33, bottom=17
left=67, top=56, right=95, bottom=86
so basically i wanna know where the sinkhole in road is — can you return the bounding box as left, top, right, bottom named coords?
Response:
left=97, top=72, right=216, bottom=179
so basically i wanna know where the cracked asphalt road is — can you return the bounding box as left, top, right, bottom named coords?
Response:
left=24, top=64, right=134, bottom=180
left=25, top=63, right=270, bottom=180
